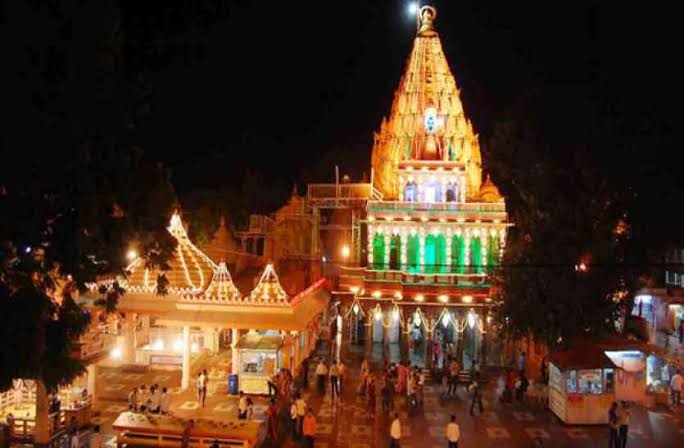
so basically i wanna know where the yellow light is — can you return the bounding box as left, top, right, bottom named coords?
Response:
left=486, top=315, right=492, bottom=324
left=126, top=249, right=138, bottom=261
left=394, top=291, right=403, bottom=300
left=374, top=309, right=383, bottom=321
left=421, top=166, right=428, bottom=172
left=385, top=216, right=393, bottom=221
left=353, top=304, right=360, bottom=315
left=462, top=295, right=473, bottom=303
left=457, top=218, right=465, bottom=223
left=368, top=216, right=375, bottom=222
left=350, top=286, right=360, bottom=294
left=341, top=245, right=351, bottom=258
left=372, top=290, right=382, bottom=299
left=439, top=218, right=446, bottom=223
left=403, top=216, right=411, bottom=221
left=191, top=342, right=199, bottom=353
left=421, top=216, right=428, bottom=222
left=414, top=312, right=422, bottom=327
left=152, top=339, right=164, bottom=351
left=110, top=347, right=122, bottom=360
left=438, top=294, right=449, bottom=303
left=493, top=219, right=501, bottom=224
left=172, top=339, right=184, bottom=352
left=415, top=294, right=424, bottom=302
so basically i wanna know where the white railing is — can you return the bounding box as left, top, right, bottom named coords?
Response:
left=367, top=200, right=506, bottom=213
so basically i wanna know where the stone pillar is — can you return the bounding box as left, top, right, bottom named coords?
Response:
left=231, top=328, right=240, bottom=375
left=425, top=312, right=434, bottom=370
left=181, top=325, right=191, bottom=390
left=384, top=233, right=391, bottom=269
left=87, top=364, right=97, bottom=403
left=401, top=318, right=410, bottom=363
left=335, top=314, right=343, bottom=362
left=122, top=313, right=137, bottom=364
left=34, top=380, right=50, bottom=446
left=446, top=233, right=452, bottom=271
left=400, top=231, right=408, bottom=270
left=464, top=234, right=471, bottom=274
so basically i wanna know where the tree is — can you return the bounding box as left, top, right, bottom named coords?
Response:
left=484, top=89, right=636, bottom=347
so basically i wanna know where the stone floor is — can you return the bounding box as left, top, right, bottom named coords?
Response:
left=90, top=345, right=684, bottom=447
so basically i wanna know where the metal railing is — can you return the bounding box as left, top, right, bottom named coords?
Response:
left=367, top=200, right=506, bottom=214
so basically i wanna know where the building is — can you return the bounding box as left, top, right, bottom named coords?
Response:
left=335, top=6, right=511, bottom=369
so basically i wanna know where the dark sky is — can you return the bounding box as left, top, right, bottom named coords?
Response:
left=3, top=1, right=678, bottom=211
left=118, top=1, right=676, bottom=195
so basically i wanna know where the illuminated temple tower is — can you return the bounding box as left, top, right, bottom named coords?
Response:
left=338, top=6, right=511, bottom=369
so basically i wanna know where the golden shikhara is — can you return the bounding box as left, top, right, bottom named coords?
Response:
left=371, top=5, right=483, bottom=199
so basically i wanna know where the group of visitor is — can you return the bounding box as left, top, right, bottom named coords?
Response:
left=128, top=383, right=171, bottom=415
left=68, top=425, right=102, bottom=448
left=314, top=359, right=346, bottom=399
left=500, top=365, right=529, bottom=404
left=267, top=367, right=295, bottom=400
left=389, top=413, right=461, bottom=447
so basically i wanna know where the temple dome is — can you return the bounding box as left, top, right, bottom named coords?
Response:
left=201, top=215, right=239, bottom=264
left=478, top=175, right=503, bottom=202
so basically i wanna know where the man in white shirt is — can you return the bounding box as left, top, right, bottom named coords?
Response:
left=389, top=413, right=401, bottom=447
left=238, top=392, right=248, bottom=419
left=160, top=387, right=171, bottom=415
left=671, top=370, right=684, bottom=405
left=446, top=415, right=460, bottom=448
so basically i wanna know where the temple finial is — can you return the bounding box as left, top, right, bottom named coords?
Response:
left=417, top=5, right=437, bottom=36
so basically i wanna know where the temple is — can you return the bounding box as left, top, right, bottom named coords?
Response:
left=336, top=5, right=511, bottom=369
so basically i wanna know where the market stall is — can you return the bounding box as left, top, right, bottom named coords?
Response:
left=549, top=344, right=616, bottom=424
left=236, top=333, right=282, bottom=395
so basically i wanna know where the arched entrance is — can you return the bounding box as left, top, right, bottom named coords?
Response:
left=408, top=311, right=427, bottom=368
left=461, top=312, right=481, bottom=370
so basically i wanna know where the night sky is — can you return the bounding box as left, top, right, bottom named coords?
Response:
left=4, top=0, right=678, bottom=213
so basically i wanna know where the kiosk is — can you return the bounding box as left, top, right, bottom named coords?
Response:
left=549, top=344, right=616, bottom=424
left=236, top=333, right=282, bottom=395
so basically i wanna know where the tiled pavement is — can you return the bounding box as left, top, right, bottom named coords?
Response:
left=91, top=347, right=684, bottom=447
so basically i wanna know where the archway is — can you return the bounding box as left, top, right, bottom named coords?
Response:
left=389, top=234, right=401, bottom=270
left=408, top=312, right=427, bottom=368
left=451, top=235, right=465, bottom=274
left=407, top=234, right=420, bottom=273
left=470, top=237, right=483, bottom=274
left=425, top=234, right=437, bottom=273
left=372, top=233, right=385, bottom=269
left=435, top=234, right=447, bottom=273
left=461, top=314, right=481, bottom=370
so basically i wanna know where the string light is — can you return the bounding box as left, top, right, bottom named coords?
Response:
left=462, top=295, right=473, bottom=303
left=438, top=294, right=449, bottom=303
left=372, top=290, right=382, bottom=299
left=245, top=263, right=288, bottom=306
left=415, top=294, right=424, bottom=302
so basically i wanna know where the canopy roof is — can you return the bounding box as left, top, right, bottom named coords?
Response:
left=124, top=213, right=216, bottom=294
left=243, top=263, right=289, bottom=306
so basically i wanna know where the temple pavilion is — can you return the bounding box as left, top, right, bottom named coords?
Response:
left=87, top=212, right=328, bottom=392
left=337, top=5, right=511, bottom=370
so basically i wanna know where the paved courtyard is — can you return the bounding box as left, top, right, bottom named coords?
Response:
left=91, top=346, right=684, bottom=447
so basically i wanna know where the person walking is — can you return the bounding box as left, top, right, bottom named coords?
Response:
left=518, top=351, right=527, bottom=374
left=608, top=402, right=619, bottom=448
left=389, top=413, right=401, bottom=447
left=469, top=377, right=484, bottom=416
left=268, top=372, right=279, bottom=398
left=617, top=401, right=631, bottom=448
left=196, top=373, right=203, bottom=403
left=290, top=399, right=299, bottom=441
left=89, top=425, right=102, bottom=448
left=670, top=370, right=683, bottom=406
left=445, top=415, right=460, bottom=448
left=337, top=360, right=346, bottom=394
left=330, top=361, right=339, bottom=399
left=315, top=360, right=328, bottom=395
left=246, top=398, right=255, bottom=420
left=303, top=407, right=316, bottom=448
left=200, top=370, right=209, bottom=407
left=238, top=392, right=248, bottom=419
left=160, top=387, right=171, bottom=415
left=267, top=399, right=279, bottom=442
left=295, top=393, right=307, bottom=439
left=128, top=387, right=138, bottom=412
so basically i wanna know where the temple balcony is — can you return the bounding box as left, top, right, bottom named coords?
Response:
left=367, top=200, right=507, bottom=223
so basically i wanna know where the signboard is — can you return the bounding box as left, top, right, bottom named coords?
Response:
left=150, top=355, right=182, bottom=366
